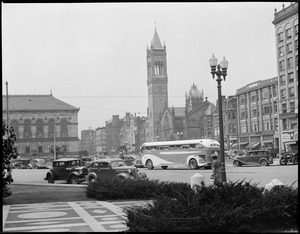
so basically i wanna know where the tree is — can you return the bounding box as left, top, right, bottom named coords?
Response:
left=2, top=125, right=18, bottom=198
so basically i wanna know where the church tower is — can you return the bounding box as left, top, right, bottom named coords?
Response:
left=146, top=28, right=168, bottom=141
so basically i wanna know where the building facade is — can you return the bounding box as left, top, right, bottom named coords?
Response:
left=2, top=94, right=80, bottom=159
left=80, top=129, right=96, bottom=156
left=95, top=127, right=107, bottom=155
left=105, top=115, right=123, bottom=155
left=146, top=28, right=168, bottom=142
left=223, top=95, right=238, bottom=149
left=272, top=2, right=298, bottom=152
left=235, top=77, right=279, bottom=149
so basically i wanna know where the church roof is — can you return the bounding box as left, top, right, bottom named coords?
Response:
left=205, top=103, right=216, bottom=115
left=2, top=94, right=79, bottom=112
left=151, top=28, right=163, bottom=49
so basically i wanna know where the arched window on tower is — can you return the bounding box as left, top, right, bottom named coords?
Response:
left=60, top=119, right=68, bottom=137
left=36, top=119, right=44, bottom=138
left=23, top=119, right=32, bottom=139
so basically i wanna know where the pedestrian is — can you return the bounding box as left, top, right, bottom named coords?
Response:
left=210, top=151, right=221, bottom=183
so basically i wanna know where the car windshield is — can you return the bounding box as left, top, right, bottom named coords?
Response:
left=67, top=160, right=80, bottom=167
left=110, top=160, right=125, bottom=167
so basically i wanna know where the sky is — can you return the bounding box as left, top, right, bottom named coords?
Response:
left=2, top=2, right=287, bottom=134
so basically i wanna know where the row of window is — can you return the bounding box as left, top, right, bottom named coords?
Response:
left=21, top=145, right=67, bottom=154
left=280, top=87, right=295, bottom=99
left=280, top=72, right=295, bottom=85
left=279, top=57, right=296, bottom=71
left=7, top=119, right=69, bottom=139
left=239, top=86, right=278, bottom=104
left=278, top=39, right=298, bottom=56
left=277, top=24, right=298, bottom=42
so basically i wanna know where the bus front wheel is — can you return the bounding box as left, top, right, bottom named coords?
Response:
left=189, top=159, right=198, bottom=169
left=146, top=160, right=154, bottom=170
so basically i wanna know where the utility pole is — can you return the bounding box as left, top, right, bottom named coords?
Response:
left=5, top=81, right=9, bottom=125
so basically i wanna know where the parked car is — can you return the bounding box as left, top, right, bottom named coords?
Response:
left=44, top=158, right=88, bottom=184
left=233, top=149, right=273, bottom=167
left=86, top=158, right=147, bottom=183
left=29, top=158, right=48, bottom=169
left=11, top=159, right=31, bottom=169
left=280, top=140, right=298, bottom=165
left=123, top=155, right=145, bottom=168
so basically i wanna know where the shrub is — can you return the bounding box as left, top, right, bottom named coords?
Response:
left=85, top=177, right=298, bottom=232
left=2, top=125, right=18, bottom=199
left=124, top=180, right=298, bottom=232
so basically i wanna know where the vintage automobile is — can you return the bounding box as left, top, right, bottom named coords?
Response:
left=86, top=158, right=147, bottom=183
left=232, top=149, right=273, bottom=167
left=44, top=158, right=88, bottom=184
left=279, top=140, right=298, bottom=165
left=123, top=155, right=145, bottom=168
left=29, top=158, right=48, bottom=169
left=11, top=159, right=31, bottom=169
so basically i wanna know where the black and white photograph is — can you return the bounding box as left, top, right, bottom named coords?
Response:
left=2, top=2, right=298, bottom=232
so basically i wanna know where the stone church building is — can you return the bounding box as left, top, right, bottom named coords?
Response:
left=146, top=28, right=216, bottom=142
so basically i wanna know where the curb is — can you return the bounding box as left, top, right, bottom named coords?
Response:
left=11, top=182, right=87, bottom=188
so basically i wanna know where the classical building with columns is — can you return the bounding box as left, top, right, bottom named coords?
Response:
left=2, top=94, right=80, bottom=159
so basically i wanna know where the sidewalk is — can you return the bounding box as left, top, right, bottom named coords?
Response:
left=3, top=200, right=151, bottom=232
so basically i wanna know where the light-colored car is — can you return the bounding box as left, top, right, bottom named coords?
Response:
left=29, top=158, right=48, bottom=169
left=86, top=158, right=147, bottom=183
left=123, top=155, right=145, bottom=168
left=233, top=150, right=273, bottom=167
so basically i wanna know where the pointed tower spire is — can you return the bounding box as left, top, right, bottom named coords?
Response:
left=151, top=27, right=163, bottom=49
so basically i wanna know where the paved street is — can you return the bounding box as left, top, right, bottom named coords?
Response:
left=3, top=200, right=151, bottom=232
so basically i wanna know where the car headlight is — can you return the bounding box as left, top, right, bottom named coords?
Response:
left=127, top=169, right=132, bottom=174
left=79, top=169, right=83, bottom=174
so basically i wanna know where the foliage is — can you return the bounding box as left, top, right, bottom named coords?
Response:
left=125, top=180, right=298, bottom=232
left=2, top=125, right=18, bottom=198
left=85, top=178, right=298, bottom=232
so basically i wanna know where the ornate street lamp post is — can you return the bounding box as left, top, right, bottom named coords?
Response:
left=209, top=54, right=229, bottom=184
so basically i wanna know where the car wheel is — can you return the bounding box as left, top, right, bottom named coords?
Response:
left=260, top=160, right=268, bottom=166
left=69, top=175, right=79, bottom=184
left=292, top=157, right=298, bottom=165
left=113, top=175, right=125, bottom=182
left=47, top=174, right=54, bottom=183
left=189, top=159, right=198, bottom=169
left=146, top=160, right=154, bottom=170
left=279, top=157, right=287, bottom=165
left=161, top=166, right=168, bottom=169
left=233, top=160, right=240, bottom=167
left=89, top=176, right=96, bottom=182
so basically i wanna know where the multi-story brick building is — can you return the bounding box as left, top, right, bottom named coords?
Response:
left=272, top=2, right=298, bottom=152
left=105, top=115, right=123, bottom=155
left=2, top=94, right=80, bottom=159
left=80, top=129, right=96, bottom=156
left=235, top=77, right=279, bottom=149
left=95, top=127, right=107, bottom=155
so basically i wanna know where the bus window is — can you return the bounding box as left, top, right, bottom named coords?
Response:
left=195, top=144, right=203, bottom=149
left=189, top=144, right=196, bottom=149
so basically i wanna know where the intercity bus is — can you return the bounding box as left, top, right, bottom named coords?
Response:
left=141, top=139, right=220, bottom=170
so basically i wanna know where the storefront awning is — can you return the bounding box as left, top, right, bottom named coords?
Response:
left=232, top=142, right=249, bottom=148
left=245, top=142, right=261, bottom=149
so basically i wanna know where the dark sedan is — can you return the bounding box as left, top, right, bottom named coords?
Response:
left=86, top=158, right=147, bottom=183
